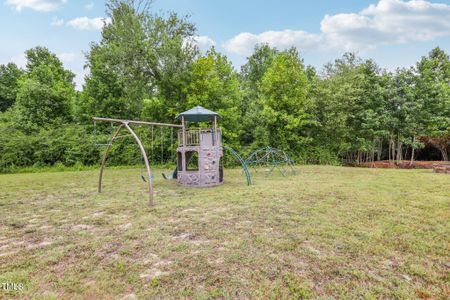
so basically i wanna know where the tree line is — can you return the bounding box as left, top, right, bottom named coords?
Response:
left=0, top=0, right=449, bottom=172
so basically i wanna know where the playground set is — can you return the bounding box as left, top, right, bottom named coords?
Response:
left=245, top=146, right=296, bottom=176
left=93, top=106, right=294, bottom=206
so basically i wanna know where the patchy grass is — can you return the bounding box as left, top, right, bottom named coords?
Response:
left=0, top=166, right=449, bottom=299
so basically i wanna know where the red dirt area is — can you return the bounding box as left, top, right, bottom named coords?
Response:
left=433, top=165, right=450, bottom=174
left=359, top=160, right=450, bottom=171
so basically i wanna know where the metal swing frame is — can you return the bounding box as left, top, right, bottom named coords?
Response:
left=93, top=117, right=183, bottom=206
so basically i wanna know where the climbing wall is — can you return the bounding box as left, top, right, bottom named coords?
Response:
left=177, top=145, right=223, bottom=187
left=199, top=146, right=223, bottom=186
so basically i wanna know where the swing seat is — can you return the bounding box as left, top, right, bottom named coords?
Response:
left=162, top=168, right=177, bottom=180
left=141, top=174, right=154, bottom=182
left=162, top=171, right=175, bottom=180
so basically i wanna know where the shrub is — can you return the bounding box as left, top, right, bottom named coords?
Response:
left=0, top=124, right=102, bottom=172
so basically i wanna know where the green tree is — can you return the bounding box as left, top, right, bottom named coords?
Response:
left=311, top=53, right=364, bottom=162
left=240, top=44, right=278, bottom=93
left=305, top=64, right=345, bottom=163
left=258, top=49, right=314, bottom=155
left=239, top=44, right=278, bottom=146
left=384, top=69, right=420, bottom=162
left=25, top=46, right=74, bottom=85
left=0, top=63, right=23, bottom=112
left=350, top=59, right=388, bottom=163
left=77, top=43, right=128, bottom=121
left=311, top=54, right=390, bottom=164
left=184, top=48, right=241, bottom=147
left=79, top=0, right=198, bottom=122
left=415, top=47, right=450, bottom=160
left=13, top=47, right=75, bottom=131
left=14, top=80, right=73, bottom=131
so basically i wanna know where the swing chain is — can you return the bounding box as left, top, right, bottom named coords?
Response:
left=93, top=120, right=112, bottom=147
left=160, top=127, right=164, bottom=165
left=151, top=125, right=154, bottom=164
left=170, top=127, right=173, bottom=153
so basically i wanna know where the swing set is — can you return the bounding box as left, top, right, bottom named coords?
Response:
left=93, top=117, right=182, bottom=207
left=141, top=126, right=177, bottom=182
left=92, top=106, right=253, bottom=207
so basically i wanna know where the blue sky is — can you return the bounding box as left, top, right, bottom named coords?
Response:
left=1, top=0, right=449, bottom=89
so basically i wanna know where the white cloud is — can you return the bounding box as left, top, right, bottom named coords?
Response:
left=321, top=0, right=450, bottom=51
left=73, top=72, right=86, bottom=91
left=50, top=16, right=64, bottom=26
left=183, top=35, right=216, bottom=52
left=223, top=30, right=322, bottom=56
left=66, top=16, right=111, bottom=31
left=57, top=52, right=76, bottom=63
left=194, top=35, right=216, bottom=50
left=5, top=0, right=66, bottom=12
left=10, top=53, right=27, bottom=68
left=56, top=52, right=85, bottom=90
left=223, top=0, right=450, bottom=55
left=84, top=2, right=94, bottom=10
left=52, top=16, right=111, bottom=31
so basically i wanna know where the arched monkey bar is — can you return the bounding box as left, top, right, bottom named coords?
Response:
left=93, top=117, right=183, bottom=207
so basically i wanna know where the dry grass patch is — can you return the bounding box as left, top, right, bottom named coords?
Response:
left=0, top=166, right=449, bottom=299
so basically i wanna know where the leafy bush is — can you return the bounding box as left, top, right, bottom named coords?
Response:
left=0, top=124, right=103, bottom=172
left=297, top=147, right=341, bottom=165
left=0, top=123, right=35, bottom=169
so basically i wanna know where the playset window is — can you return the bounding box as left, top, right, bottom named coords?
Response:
left=186, top=151, right=199, bottom=171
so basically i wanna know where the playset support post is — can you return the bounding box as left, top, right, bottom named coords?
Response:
left=93, top=117, right=182, bottom=207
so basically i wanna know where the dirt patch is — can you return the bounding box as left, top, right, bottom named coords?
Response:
left=51, top=252, right=78, bottom=276
left=83, top=279, right=97, bottom=288
left=82, top=211, right=104, bottom=219
left=140, top=259, right=172, bottom=280
left=154, top=259, right=173, bottom=267
left=0, top=250, right=19, bottom=257
left=168, top=217, right=181, bottom=224
left=172, top=232, right=194, bottom=240
left=27, top=238, right=54, bottom=249
left=190, top=239, right=210, bottom=246
left=142, top=253, right=159, bottom=264
left=12, top=240, right=26, bottom=246
left=208, top=257, right=224, bottom=266
left=359, top=160, right=450, bottom=169
left=121, top=293, right=137, bottom=300
left=144, top=226, right=156, bottom=232
left=172, top=232, right=210, bottom=246
left=0, top=238, right=15, bottom=247
left=39, top=225, right=53, bottom=230
left=0, top=244, right=10, bottom=251
left=119, top=223, right=132, bottom=230
left=139, top=269, right=169, bottom=279
left=72, top=224, right=94, bottom=231
left=96, top=242, right=121, bottom=261
left=433, top=165, right=450, bottom=174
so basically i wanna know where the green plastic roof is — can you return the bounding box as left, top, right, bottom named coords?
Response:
left=176, top=106, right=222, bottom=122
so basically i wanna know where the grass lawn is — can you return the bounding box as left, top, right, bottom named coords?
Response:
left=0, top=166, right=449, bottom=299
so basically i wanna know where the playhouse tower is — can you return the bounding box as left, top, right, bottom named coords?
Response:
left=175, top=106, right=223, bottom=187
